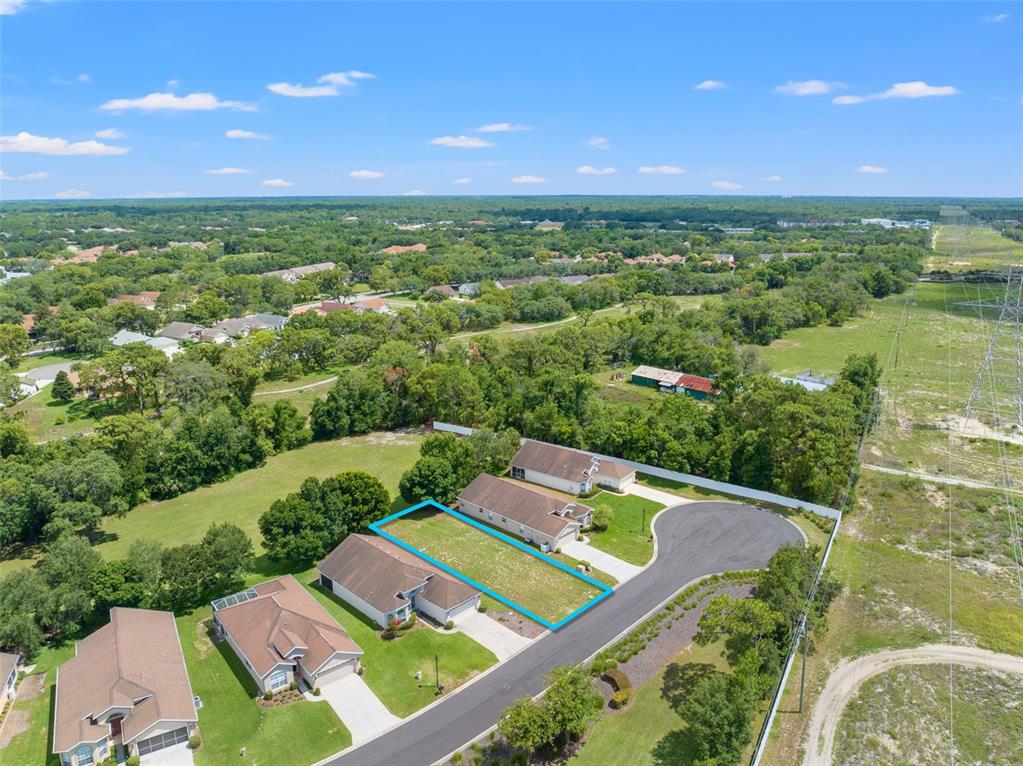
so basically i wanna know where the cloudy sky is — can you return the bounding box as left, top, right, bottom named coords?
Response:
left=0, top=1, right=1020, bottom=199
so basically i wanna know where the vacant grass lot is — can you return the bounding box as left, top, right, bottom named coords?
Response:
left=303, top=575, right=497, bottom=717
left=4, top=389, right=117, bottom=443
left=834, top=664, right=1023, bottom=766
left=0, top=645, right=73, bottom=766
left=927, top=225, right=1023, bottom=272
left=95, top=432, right=422, bottom=563
left=179, top=607, right=352, bottom=766
left=569, top=641, right=729, bottom=766
left=383, top=509, right=605, bottom=624
left=586, top=491, right=662, bottom=565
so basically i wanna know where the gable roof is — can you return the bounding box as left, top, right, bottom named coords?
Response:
left=319, top=535, right=480, bottom=615
left=158, top=321, right=204, bottom=340
left=53, top=608, right=196, bottom=753
left=213, top=575, right=361, bottom=680
left=0, top=651, right=19, bottom=682
left=676, top=373, right=715, bottom=394
left=457, top=473, right=589, bottom=538
left=511, top=440, right=597, bottom=483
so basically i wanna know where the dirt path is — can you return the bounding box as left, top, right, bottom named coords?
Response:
left=803, top=643, right=1023, bottom=766
left=861, top=463, right=1023, bottom=494
left=253, top=375, right=339, bottom=396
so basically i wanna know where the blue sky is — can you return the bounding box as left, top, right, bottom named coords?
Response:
left=1, top=1, right=1020, bottom=199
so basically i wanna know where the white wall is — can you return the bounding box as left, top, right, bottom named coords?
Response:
left=322, top=574, right=405, bottom=629
left=417, top=593, right=480, bottom=626
left=518, top=467, right=588, bottom=496
left=592, top=470, right=636, bottom=491
left=457, top=499, right=574, bottom=549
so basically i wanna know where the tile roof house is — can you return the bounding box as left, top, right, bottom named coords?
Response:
left=457, top=473, right=595, bottom=549
left=425, top=284, right=459, bottom=299
left=157, top=321, right=205, bottom=341
left=318, top=535, right=481, bottom=629
left=212, top=575, right=363, bottom=695
left=52, top=608, right=198, bottom=766
left=262, top=262, right=337, bottom=283
left=508, top=439, right=636, bottom=495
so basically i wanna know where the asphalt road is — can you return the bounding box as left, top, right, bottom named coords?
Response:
left=325, top=501, right=803, bottom=766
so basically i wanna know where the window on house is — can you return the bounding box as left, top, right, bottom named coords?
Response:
left=60, top=754, right=71, bottom=766
left=75, top=745, right=94, bottom=766
left=511, top=466, right=525, bottom=480
left=268, top=670, right=289, bottom=691
left=97, top=740, right=108, bottom=758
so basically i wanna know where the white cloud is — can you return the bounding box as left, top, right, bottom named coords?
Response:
left=350, top=169, right=384, bottom=179
left=586, top=137, right=611, bottom=150
left=834, top=81, right=960, bottom=105
left=982, top=13, right=1009, bottom=23
left=711, top=180, right=743, bottom=190
left=774, top=79, right=843, bottom=96
left=19, top=171, right=48, bottom=180
left=95, top=128, right=125, bottom=139
left=1, top=131, right=130, bottom=156
left=451, top=177, right=473, bottom=184
left=166, top=79, right=180, bottom=88
left=476, top=122, right=531, bottom=132
left=428, top=135, right=494, bottom=148
left=55, top=189, right=90, bottom=199
left=206, top=167, right=251, bottom=175
left=267, top=82, right=338, bottom=98
left=762, top=175, right=783, bottom=182
left=226, top=129, right=270, bottom=140
left=142, top=191, right=187, bottom=198
left=857, top=165, right=889, bottom=174
left=268, top=70, right=375, bottom=98
left=101, top=92, right=256, bottom=112
left=695, top=80, right=728, bottom=90
left=0, top=0, right=27, bottom=16
left=576, top=166, right=616, bottom=175
left=0, top=170, right=10, bottom=180
left=261, top=178, right=294, bottom=187
left=77, top=73, right=91, bottom=84
left=402, top=190, right=426, bottom=196
left=639, top=165, right=686, bottom=175
left=511, top=175, right=546, bottom=184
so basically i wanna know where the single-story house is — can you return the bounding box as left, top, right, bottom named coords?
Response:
left=630, top=365, right=717, bottom=400
left=197, top=327, right=231, bottom=344
left=458, top=282, right=480, bottom=297
left=425, top=284, right=459, bottom=299
left=494, top=276, right=547, bottom=290
left=107, top=291, right=160, bottom=310
left=208, top=317, right=269, bottom=339
left=509, top=439, right=636, bottom=495
left=318, top=535, right=481, bottom=629
left=53, top=608, right=198, bottom=766
left=212, top=575, right=363, bottom=695
left=1, top=651, right=21, bottom=708
left=559, top=274, right=591, bottom=286
left=111, top=330, right=181, bottom=358
left=775, top=370, right=834, bottom=392
left=457, top=473, right=593, bottom=549
left=262, top=262, right=336, bottom=283
left=158, top=321, right=205, bottom=341
left=535, top=220, right=565, bottom=231
left=247, top=312, right=288, bottom=331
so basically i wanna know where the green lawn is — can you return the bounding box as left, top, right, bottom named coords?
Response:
left=638, top=474, right=738, bottom=503
left=178, top=607, right=351, bottom=766
left=14, top=353, right=82, bottom=373
left=303, top=575, right=497, bottom=717
left=926, top=225, right=1023, bottom=272
left=94, top=432, right=422, bottom=564
left=569, top=641, right=729, bottom=766
left=586, top=491, right=662, bottom=565
left=383, top=509, right=605, bottom=624
left=0, top=644, right=74, bottom=766
left=4, top=390, right=118, bottom=443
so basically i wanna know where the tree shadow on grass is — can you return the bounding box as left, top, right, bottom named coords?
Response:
left=206, top=619, right=262, bottom=698
left=308, top=581, right=383, bottom=634
left=660, top=661, right=717, bottom=711
left=651, top=728, right=701, bottom=766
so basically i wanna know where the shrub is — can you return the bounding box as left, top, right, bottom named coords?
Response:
left=609, top=688, right=631, bottom=709
left=187, top=735, right=201, bottom=749
left=511, top=752, right=528, bottom=766
left=263, top=690, right=273, bottom=700
left=591, top=506, right=613, bottom=532
left=289, top=681, right=297, bottom=691
left=445, top=619, right=455, bottom=630
left=603, top=667, right=632, bottom=695
left=554, top=546, right=562, bottom=554
left=313, top=687, right=322, bottom=696
left=576, top=533, right=584, bottom=541
left=478, top=603, right=488, bottom=613
left=590, top=653, right=617, bottom=675
left=126, top=756, right=141, bottom=766
left=451, top=753, right=464, bottom=765
left=580, top=560, right=591, bottom=572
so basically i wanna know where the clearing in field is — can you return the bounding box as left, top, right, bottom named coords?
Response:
left=376, top=501, right=612, bottom=628
left=927, top=225, right=1023, bottom=272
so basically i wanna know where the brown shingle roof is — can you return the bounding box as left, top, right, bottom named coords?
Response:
left=457, top=474, right=589, bottom=538
left=214, top=575, right=361, bottom=680
left=511, top=440, right=594, bottom=483
left=318, top=535, right=479, bottom=614
left=53, top=608, right=196, bottom=753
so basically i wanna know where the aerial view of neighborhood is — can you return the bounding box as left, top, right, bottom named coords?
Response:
left=0, top=2, right=1020, bottom=766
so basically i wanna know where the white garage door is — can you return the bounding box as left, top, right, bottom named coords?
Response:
left=136, top=727, right=189, bottom=756
left=315, top=659, right=357, bottom=682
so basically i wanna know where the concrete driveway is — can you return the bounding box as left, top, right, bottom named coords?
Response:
left=559, top=538, right=643, bottom=583
left=326, top=501, right=803, bottom=766
left=453, top=610, right=533, bottom=661
left=139, top=742, right=194, bottom=766
left=625, top=483, right=693, bottom=507
left=319, top=673, right=401, bottom=744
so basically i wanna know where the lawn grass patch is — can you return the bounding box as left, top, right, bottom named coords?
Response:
left=303, top=576, right=497, bottom=717
left=382, top=508, right=605, bottom=624
left=4, top=390, right=118, bottom=443
left=0, top=645, right=73, bottom=766
left=178, top=608, right=351, bottom=766
left=94, top=432, right=422, bottom=563
left=14, top=353, right=82, bottom=373
left=927, top=225, right=1023, bottom=272
left=569, top=641, right=729, bottom=766
left=637, top=473, right=736, bottom=503
left=586, top=491, right=661, bottom=565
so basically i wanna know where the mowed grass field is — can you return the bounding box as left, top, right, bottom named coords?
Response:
left=383, top=509, right=606, bottom=624
left=927, top=225, right=1023, bottom=272
left=586, top=491, right=662, bottom=565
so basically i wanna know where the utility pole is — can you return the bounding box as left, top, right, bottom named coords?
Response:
left=798, top=620, right=808, bottom=714
left=434, top=653, right=442, bottom=694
